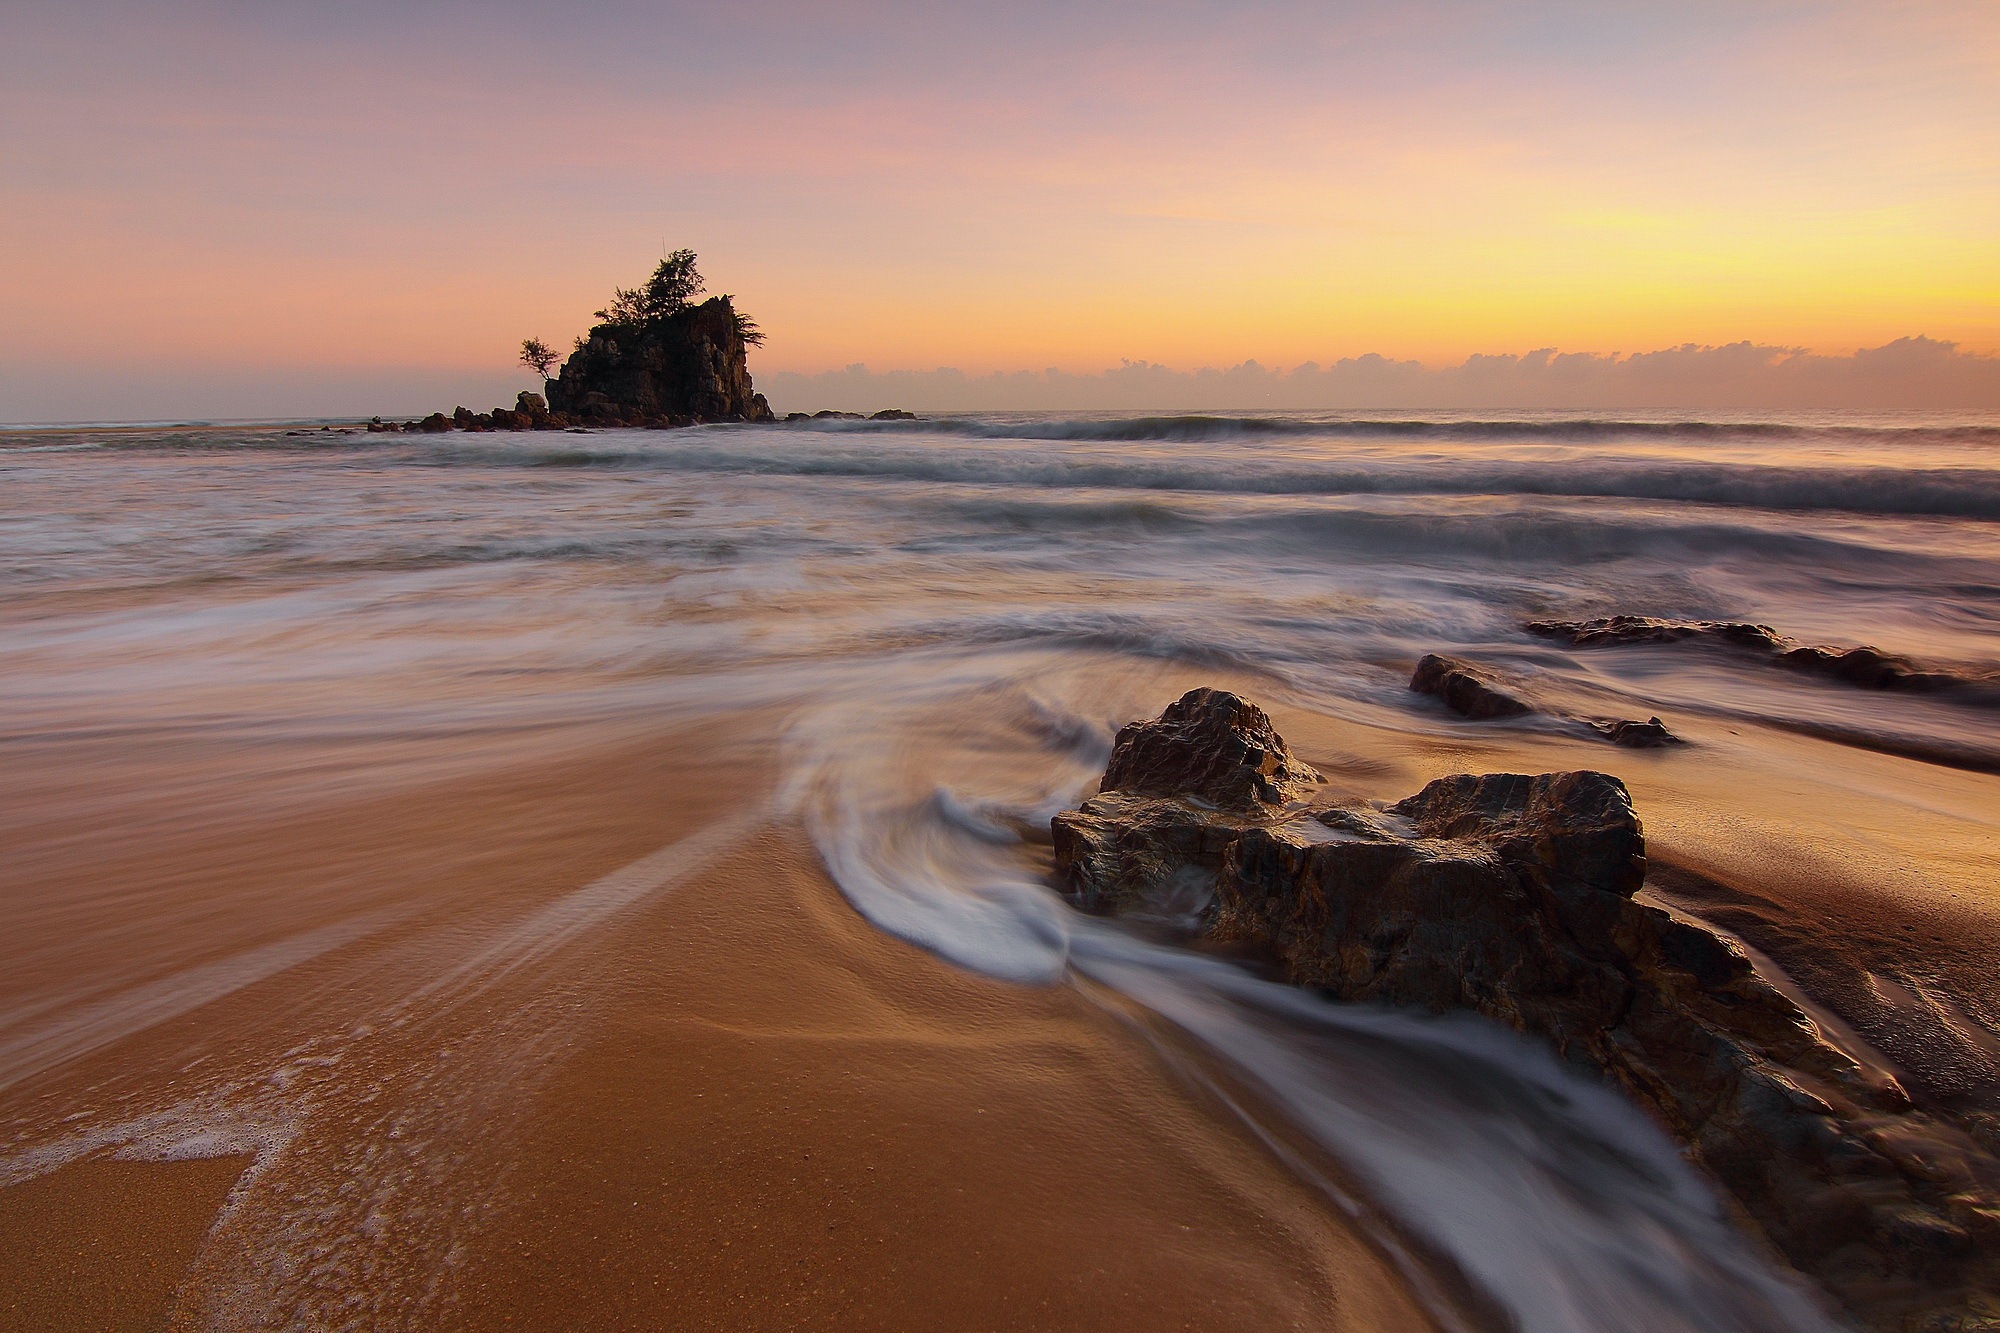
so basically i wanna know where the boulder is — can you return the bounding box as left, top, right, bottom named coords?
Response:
left=416, top=412, right=451, bottom=433
left=1051, top=691, right=2000, bottom=1330
left=812, top=409, right=865, bottom=420
left=1409, top=653, right=1532, bottom=719
left=1099, top=687, right=1322, bottom=808
left=869, top=408, right=917, bottom=420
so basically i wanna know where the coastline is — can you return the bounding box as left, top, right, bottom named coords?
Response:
left=4, top=409, right=1997, bottom=1328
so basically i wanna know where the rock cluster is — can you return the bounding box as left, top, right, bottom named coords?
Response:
left=1052, top=688, right=1999, bottom=1331
left=366, top=392, right=578, bottom=434
left=782, top=409, right=919, bottom=422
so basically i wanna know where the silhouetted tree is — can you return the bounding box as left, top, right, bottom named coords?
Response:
left=725, top=300, right=768, bottom=347
left=595, top=249, right=707, bottom=327
left=519, top=337, right=558, bottom=381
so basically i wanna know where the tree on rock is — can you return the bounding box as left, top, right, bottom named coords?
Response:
left=595, top=249, right=707, bottom=327
left=519, top=337, right=558, bottom=381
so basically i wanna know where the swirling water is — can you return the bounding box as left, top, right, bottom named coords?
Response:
left=5, top=409, right=1998, bottom=1328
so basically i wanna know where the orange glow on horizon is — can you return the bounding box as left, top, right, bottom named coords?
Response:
left=2, top=1, right=1995, bottom=416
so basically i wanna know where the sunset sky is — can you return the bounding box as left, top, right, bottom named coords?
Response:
left=3, top=0, right=1996, bottom=418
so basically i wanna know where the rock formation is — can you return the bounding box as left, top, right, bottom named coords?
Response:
left=1528, top=615, right=1997, bottom=702
left=1052, top=688, right=1999, bottom=1331
left=548, top=295, right=773, bottom=425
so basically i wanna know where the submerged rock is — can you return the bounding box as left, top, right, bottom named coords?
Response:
left=1410, top=651, right=1688, bottom=749
left=1527, top=615, right=1993, bottom=701
left=1527, top=614, right=1785, bottom=651
left=1051, top=688, right=1999, bottom=1330
left=1409, top=653, right=1533, bottom=719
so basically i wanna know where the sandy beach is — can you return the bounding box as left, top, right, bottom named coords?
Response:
left=0, top=712, right=1440, bottom=1332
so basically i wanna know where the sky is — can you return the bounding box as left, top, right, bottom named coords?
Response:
left=2, top=0, right=1997, bottom=419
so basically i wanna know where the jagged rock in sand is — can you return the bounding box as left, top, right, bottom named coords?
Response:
left=1409, top=653, right=1532, bottom=719
left=549, top=295, right=774, bottom=425
left=1527, top=614, right=1995, bottom=700
left=1052, top=688, right=2000, bottom=1331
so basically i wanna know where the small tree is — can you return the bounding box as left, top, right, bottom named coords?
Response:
left=595, top=249, right=707, bottom=327
left=724, top=300, right=767, bottom=347
left=520, top=337, right=558, bottom=381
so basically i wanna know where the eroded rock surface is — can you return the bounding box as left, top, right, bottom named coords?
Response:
left=1099, top=687, right=1323, bottom=808
left=1052, top=688, right=2000, bottom=1331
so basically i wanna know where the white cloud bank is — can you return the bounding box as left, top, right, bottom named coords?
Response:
left=765, top=337, right=2000, bottom=414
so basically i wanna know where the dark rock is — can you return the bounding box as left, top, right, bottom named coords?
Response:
left=416, top=412, right=451, bottom=433
left=516, top=391, right=548, bottom=420
left=1410, top=653, right=1532, bottom=719
left=1529, top=616, right=1992, bottom=702
left=869, top=408, right=916, bottom=420
left=1591, top=716, right=1682, bottom=747
left=1051, top=690, right=2000, bottom=1330
left=1527, top=615, right=1785, bottom=651
left=784, top=412, right=811, bottom=422
left=1099, top=687, right=1322, bottom=809
left=811, top=409, right=865, bottom=420
left=547, top=296, right=774, bottom=424
left=1781, top=644, right=1935, bottom=690
left=451, top=406, right=474, bottom=428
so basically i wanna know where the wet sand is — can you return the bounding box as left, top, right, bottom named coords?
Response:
left=0, top=716, right=1436, bottom=1332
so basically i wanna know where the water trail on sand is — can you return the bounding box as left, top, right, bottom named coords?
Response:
left=788, top=674, right=1842, bottom=1333
left=0, top=815, right=763, bottom=1329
